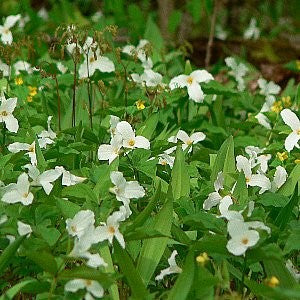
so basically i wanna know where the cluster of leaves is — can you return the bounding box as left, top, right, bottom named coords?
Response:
left=0, top=4, right=300, bottom=300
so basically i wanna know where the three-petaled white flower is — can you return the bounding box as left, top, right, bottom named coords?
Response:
left=38, top=116, right=57, bottom=148
left=243, top=18, right=260, bottom=40
left=94, top=209, right=126, bottom=248
left=78, top=37, right=115, bottom=79
left=8, top=141, right=37, bottom=165
left=169, top=129, right=206, bottom=153
left=158, top=153, right=175, bottom=168
left=225, top=57, right=248, bottom=91
left=65, top=279, right=104, bottom=299
left=13, top=60, right=32, bottom=75
left=122, top=39, right=153, bottom=69
left=236, top=155, right=271, bottom=194
left=116, top=121, right=150, bottom=149
left=169, top=70, right=214, bottom=103
left=155, top=250, right=182, bottom=281
left=98, top=134, right=123, bottom=164
left=0, top=96, right=19, bottom=133
left=2, top=173, right=33, bottom=205
left=0, top=15, right=20, bottom=44
left=24, top=164, right=62, bottom=195
left=109, top=171, right=145, bottom=204
left=280, top=109, right=300, bottom=152
left=258, top=78, right=281, bottom=108
left=131, top=69, right=163, bottom=87
left=245, top=146, right=271, bottom=173
left=55, top=166, right=86, bottom=186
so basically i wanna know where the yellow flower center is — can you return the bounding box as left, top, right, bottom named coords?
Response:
left=85, top=279, right=92, bottom=286
left=1, top=111, right=8, bottom=116
left=23, top=192, right=28, bottom=198
left=27, top=96, right=33, bottom=102
left=89, top=56, right=96, bottom=63
left=297, top=129, right=300, bottom=135
left=3, top=28, right=10, bottom=34
left=28, top=86, right=37, bottom=97
left=196, top=252, right=209, bottom=266
left=242, top=238, right=249, bottom=245
left=15, top=77, right=23, bottom=85
left=161, top=160, right=167, bottom=166
left=128, top=139, right=135, bottom=147
left=71, top=225, right=77, bottom=233
left=108, top=226, right=116, bottom=234
left=186, top=76, right=193, bottom=85
left=28, top=145, right=35, bottom=153
left=186, top=140, right=193, bottom=145
left=245, top=177, right=250, bottom=183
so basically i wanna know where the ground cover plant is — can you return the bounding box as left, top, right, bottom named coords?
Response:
left=0, top=1, right=299, bottom=299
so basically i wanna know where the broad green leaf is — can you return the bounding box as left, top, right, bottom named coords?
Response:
left=278, top=165, right=300, bottom=197
left=113, top=241, right=150, bottom=299
left=202, top=81, right=238, bottom=96
left=167, top=249, right=195, bottom=300
left=211, top=136, right=235, bottom=187
left=137, top=187, right=173, bottom=285
left=171, top=146, right=190, bottom=201
left=26, top=251, right=58, bottom=275
left=62, top=183, right=98, bottom=204
left=0, top=236, right=26, bottom=275
left=0, top=280, right=38, bottom=300
left=258, top=192, right=289, bottom=207
left=137, top=113, right=159, bottom=140
left=56, top=197, right=81, bottom=218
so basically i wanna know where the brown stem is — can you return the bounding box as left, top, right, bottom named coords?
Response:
left=205, top=0, right=221, bottom=69
left=54, top=75, right=61, bottom=131
left=72, top=60, right=77, bottom=128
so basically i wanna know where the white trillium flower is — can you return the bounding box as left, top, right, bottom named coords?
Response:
left=169, top=70, right=214, bottom=103
left=203, top=171, right=224, bottom=210
left=0, top=96, right=19, bottom=133
left=94, top=210, right=126, bottom=248
left=226, top=219, right=260, bottom=256
left=17, top=221, right=32, bottom=236
left=244, top=18, right=260, bottom=40
left=176, top=130, right=206, bottom=152
left=65, top=279, right=104, bottom=299
left=225, top=57, right=248, bottom=91
left=2, top=173, right=33, bottom=205
left=158, top=153, right=175, bottom=168
left=286, top=260, right=300, bottom=282
left=122, top=39, right=153, bottom=69
left=280, top=109, right=300, bottom=152
left=55, top=166, right=86, bottom=186
left=131, top=69, right=163, bottom=87
left=155, top=250, right=182, bottom=281
left=219, top=196, right=243, bottom=221
left=0, top=60, right=9, bottom=77
left=24, top=164, right=61, bottom=195
left=258, top=78, right=281, bottom=108
left=236, top=155, right=271, bottom=194
left=110, top=171, right=145, bottom=204
left=8, top=141, right=37, bottom=166
left=13, top=60, right=32, bottom=75
left=0, top=214, right=8, bottom=225
left=116, top=121, right=150, bottom=149
left=255, top=112, right=271, bottom=130
left=98, top=134, right=123, bottom=164
left=0, top=14, right=21, bottom=44
left=66, top=210, right=95, bottom=238
left=38, top=116, right=57, bottom=148
left=56, top=62, right=68, bottom=73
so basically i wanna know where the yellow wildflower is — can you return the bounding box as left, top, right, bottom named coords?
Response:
left=281, top=96, right=292, bottom=108
left=27, top=96, right=33, bottom=103
left=277, top=152, right=288, bottom=162
left=271, top=100, right=283, bottom=113
left=15, top=77, right=23, bottom=85
left=28, top=86, right=38, bottom=97
left=266, top=276, right=279, bottom=287
left=196, top=252, right=209, bottom=266
left=296, top=60, right=300, bottom=70
left=295, top=159, right=300, bottom=164
left=136, top=100, right=145, bottom=110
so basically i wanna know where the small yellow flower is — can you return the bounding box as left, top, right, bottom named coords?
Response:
left=277, top=152, right=288, bottom=162
left=27, top=96, right=33, bottom=103
left=266, top=276, right=279, bottom=287
left=15, top=77, right=23, bottom=85
left=28, top=86, right=38, bottom=97
left=196, top=252, right=209, bottom=266
left=136, top=100, right=145, bottom=110
left=296, top=60, right=300, bottom=70
left=281, top=96, right=292, bottom=108
left=271, top=100, right=283, bottom=113
left=295, top=159, right=300, bottom=164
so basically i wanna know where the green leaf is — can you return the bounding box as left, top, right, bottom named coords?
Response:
left=113, top=241, right=150, bottom=299
left=0, top=280, right=39, bottom=300
left=137, top=187, right=173, bottom=285
left=211, top=136, right=235, bottom=187
left=202, top=81, right=238, bottom=96
left=56, top=197, right=81, bottom=218
left=62, top=183, right=98, bottom=204
left=137, top=113, right=159, bottom=140
left=258, top=192, right=289, bottom=207
left=167, top=249, right=195, bottom=300
left=278, top=165, right=300, bottom=197
left=26, top=251, right=58, bottom=275
left=0, top=236, right=26, bottom=275
left=171, top=146, right=190, bottom=201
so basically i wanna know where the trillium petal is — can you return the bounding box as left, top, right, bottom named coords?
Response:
left=255, top=113, right=271, bottom=129
left=87, top=281, right=104, bottom=298
left=169, top=75, right=189, bottom=89
left=190, top=132, right=206, bottom=143
left=187, top=82, right=204, bottom=103
left=134, top=136, right=150, bottom=149
left=110, top=171, right=126, bottom=188
left=8, top=142, right=30, bottom=153
left=95, top=56, right=115, bottom=73
left=2, top=190, right=20, bottom=204
left=281, top=109, right=300, bottom=131
left=248, top=174, right=271, bottom=193
left=190, top=70, right=214, bottom=83
left=203, top=192, right=222, bottom=210
left=176, top=130, right=190, bottom=144
left=98, top=144, right=114, bottom=161
left=64, top=279, right=86, bottom=292
left=226, top=238, right=247, bottom=256
left=116, top=121, right=135, bottom=140
left=236, top=155, right=252, bottom=178
left=4, top=115, right=19, bottom=133
left=4, top=15, right=21, bottom=28
left=124, top=181, right=145, bottom=199
left=273, top=166, right=287, bottom=190
left=17, top=221, right=32, bottom=236
left=1, top=30, right=13, bottom=44
left=285, top=132, right=300, bottom=152
left=114, top=230, right=125, bottom=248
